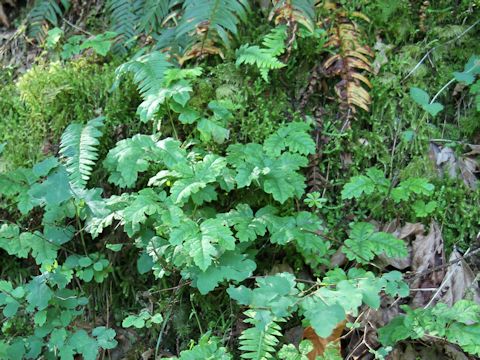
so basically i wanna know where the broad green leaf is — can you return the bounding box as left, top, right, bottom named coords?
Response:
left=190, top=232, right=217, bottom=271
left=121, top=188, right=165, bottom=235
left=32, top=157, right=59, bottom=177
left=80, top=32, right=116, bottom=56
left=170, top=155, right=226, bottom=204
left=423, top=102, right=444, bottom=116
left=68, top=330, right=99, bottom=360
left=104, top=135, right=159, bottom=188
left=191, top=251, right=256, bottom=294
left=197, top=118, right=230, bottom=144
left=26, top=275, right=53, bottom=311
left=412, top=200, right=437, bottom=218
left=28, top=232, right=59, bottom=266
left=341, top=175, right=375, bottom=199
left=301, top=297, right=345, bottom=338
left=3, top=300, right=20, bottom=318
left=106, top=243, right=123, bottom=252
left=179, top=107, right=201, bottom=124
left=92, top=326, right=117, bottom=349
left=453, top=55, right=480, bottom=85
left=409, top=87, right=430, bottom=105
left=28, top=166, right=72, bottom=206
left=391, top=177, right=434, bottom=202
left=228, top=273, right=298, bottom=328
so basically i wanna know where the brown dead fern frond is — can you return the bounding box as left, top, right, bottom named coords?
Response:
left=320, top=5, right=373, bottom=120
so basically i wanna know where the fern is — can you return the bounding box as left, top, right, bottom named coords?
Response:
left=269, top=0, right=315, bottom=55
left=176, top=0, right=249, bottom=62
left=321, top=7, right=373, bottom=118
left=269, top=0, right=315, bottom=32
left=471, top=80, right=480, bottom=112
left=134, top=0, right=174, bottom=34
left=27, top=0, right=69, bottom=40
left=107, top=0, right=142, bottom=51
left=236, top=26, right=287, bottom=82
left=60, top=117, right=104, bottom=189
left=115, top=52, right=174, bottom=121
left=239, top=310, right=283, bottom=360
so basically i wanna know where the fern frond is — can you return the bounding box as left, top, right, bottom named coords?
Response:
left=269, top=0, right=315, bottom=32
left=239, top=311, right=283, bottom=360
left=115, top=51, right=175, bottom=121
left=27, top=0, right=69, bottom=40
left=321, top=8, right=373, bottom=119
left=107, top=0, right=141, bottom=50
left=116, top=51, right=174, bottom=98
left=176, top=0, right=249, bottom=62
left=261, top=25, right=287, bottom=57
left=236, top=26, right=287, bottom=82
left=60, top=117, right=104, bottom=189
left=137, top=0, right=176, bottom=34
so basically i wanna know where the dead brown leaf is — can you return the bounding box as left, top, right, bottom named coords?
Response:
left=303, top=321, right=345, bottom=359
left=410, top=221, right=445, bottom=307
left=434, top=248, right=480, bottom=307
left=390, top=341, right=472, bottom=360
left=378, top=221, right=424, bottom=269
left=429, top=142, right=480, bottom=189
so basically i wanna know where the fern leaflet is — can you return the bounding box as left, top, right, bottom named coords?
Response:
left=176, top=0, right=249, bottom=62
left=236, top=26, right=287, bottom=82
left=27, top=0, right=69, bottom=40
left=239, top=311, right=282, bottom=360
left=60, top=117, right=104, bottom=189
left=115, top=52, right=174, bottom=121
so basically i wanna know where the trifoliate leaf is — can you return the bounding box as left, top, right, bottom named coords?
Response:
left=228, top=273, right=298, bottom=328
left=197, top=118, right=230, bottom=144
left=26, top=275, right=53, bottom=311
left=190, top=251, right=256, bottom=294
left=423, top=102, right=444, bottom=116
left=301, top=297, right=346, bottom=338
left=80, top=32, right=116, bottom=56
left=92, top=326, right=117, bottom=349
left=121, top=189, right=165, bottom=235
left=453, top=55, right=480, bottom=85
left=341, top=175, right=375, bottom=199
left=343, top=222, right=407, bottom=264
left=68, top=330, right=99, bottom=360
left=170, top=155, right=226, bottom=204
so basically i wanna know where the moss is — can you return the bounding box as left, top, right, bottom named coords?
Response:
left=208, top=62, right=294, bottom=144
left=0, top=57, right=142, bottom=168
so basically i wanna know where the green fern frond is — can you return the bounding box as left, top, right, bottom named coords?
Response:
left=239, top=311, right=282, bottom=360
left=261, top=25, right=287, bottom=57
left=236, top=27, right=287, bottom=82
left=177, top=0, right=248, bottom=41
left=175, top=0, right=249, bottom=61
left=107, top=0, right=142, bottom=50
left=115, top=51, right=174, bottom=98
left=115, top=52, right=175, bottom=121
left=27, top=0, right=69, bottom=40
left=60, top=117, right=104, bottom=189
left=137, top=0, right=175, bottom=34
